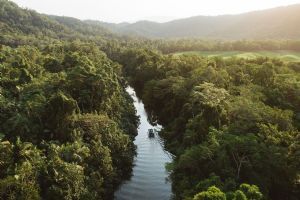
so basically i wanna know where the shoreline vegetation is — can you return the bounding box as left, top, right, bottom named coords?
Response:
left=117, top=49, right=300, bottom=200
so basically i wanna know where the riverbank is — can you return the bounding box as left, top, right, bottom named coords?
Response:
left=115, top=87, right=173, bottom=200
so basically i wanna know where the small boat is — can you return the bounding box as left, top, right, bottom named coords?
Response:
left=148, top=129, right=155, bottom=138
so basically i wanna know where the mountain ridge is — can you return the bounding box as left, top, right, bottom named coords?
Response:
left=2, top=0, right=300, bottom=45
left=99, top=4, right=300, bottom=39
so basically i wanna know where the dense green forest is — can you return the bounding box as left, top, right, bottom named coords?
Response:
left=0, top=42, right=140, bottom=200
left=0, top=1, right=140, bottom=199
left=0, top=0, right=300, bottom=200
left=116, top=49, right=300, bottom=200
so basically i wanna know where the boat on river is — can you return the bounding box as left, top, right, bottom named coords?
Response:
left=115, top=87, right=172, bottom=200
left=148, top=129, right=155, bottom=138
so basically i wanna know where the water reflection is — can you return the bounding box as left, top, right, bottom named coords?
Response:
left=114, top=87, right=172, bottom=200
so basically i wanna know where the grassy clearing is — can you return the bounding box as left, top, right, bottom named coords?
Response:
left=173, top=51, right=300, bottom=62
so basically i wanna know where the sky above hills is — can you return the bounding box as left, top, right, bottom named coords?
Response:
left=12, top=0, right=300, bottom=23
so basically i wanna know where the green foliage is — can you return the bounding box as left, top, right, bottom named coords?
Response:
left=119, top=48, right=300, bottom=200
left=234, top=190, right=247, bottom=200
left=0, top=42, right=138, bottom=199
left=0, top=139, right=44, bottom=200
left=44, top=142, right=88, bottom=200
left=192, top=184, right=263, bottom=200
left=193, top=186, right=226, bottom=200
left=239, top=184, right=263, bottom=200
left=0, top=1, right=300, bottom=199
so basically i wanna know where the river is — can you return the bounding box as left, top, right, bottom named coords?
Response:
left=114, top=87, right=173, bottom=200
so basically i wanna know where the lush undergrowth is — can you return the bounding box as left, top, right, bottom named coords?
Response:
left=117, top=49, right=300, bottom=200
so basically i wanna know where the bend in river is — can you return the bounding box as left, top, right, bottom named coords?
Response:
left=114, top=87, right=173, bottom=200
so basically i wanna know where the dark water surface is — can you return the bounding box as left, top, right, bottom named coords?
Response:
left=114, top=87, right=172, bottom=200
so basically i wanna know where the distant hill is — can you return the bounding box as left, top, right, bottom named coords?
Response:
left=2, top=0, right=300, bottom=45
left=0, top=0, right=115, bottom=46
left=101, top=4, right=300, bottom=39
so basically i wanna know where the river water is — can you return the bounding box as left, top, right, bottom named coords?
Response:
left=114, top=87, right=172, bottom=200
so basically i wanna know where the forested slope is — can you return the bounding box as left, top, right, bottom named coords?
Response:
left=2, top=0, right=300, bottom=55
left=102, top=4, right=300, bottom=39
left=0, top=0, right=117, bottom=47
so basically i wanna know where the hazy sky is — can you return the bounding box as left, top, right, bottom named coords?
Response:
left=11, top=0, right=300, bottom=23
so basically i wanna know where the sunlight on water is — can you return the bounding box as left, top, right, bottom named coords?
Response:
left=114, top=87, right=172, bottom=200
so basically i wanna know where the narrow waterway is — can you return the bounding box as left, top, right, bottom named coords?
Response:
left=114, top=87, right=172, bottom=200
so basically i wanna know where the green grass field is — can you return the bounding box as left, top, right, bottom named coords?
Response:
left=173, top=51, right=300, bottom=62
